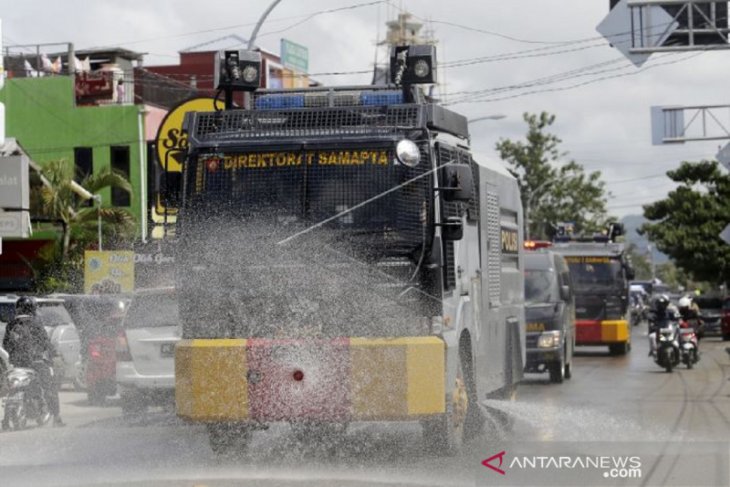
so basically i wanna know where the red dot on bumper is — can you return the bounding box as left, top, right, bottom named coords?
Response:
left=293, top=370, right=304, bottom=381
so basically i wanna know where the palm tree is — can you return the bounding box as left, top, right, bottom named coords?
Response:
left=33, top=159, right=136, bottom=259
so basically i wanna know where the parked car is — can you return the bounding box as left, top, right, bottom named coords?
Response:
left=523, top=248, right=576, bottom=383
left=53, top=294, right=130, bottom=405
left=695, top=295, right=725, bottom=338
left=0, top=295, right=82, bottom=389
left=116, top=287, right=180, bottom=415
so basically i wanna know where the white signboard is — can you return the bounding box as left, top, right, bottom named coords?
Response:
left=651, top=106, right=685, bottom=145
left=0, top=211, right=30, bottom=238
left=0, top=152, right=31, bottom=238
left=597, top=0, right=678, bottom=67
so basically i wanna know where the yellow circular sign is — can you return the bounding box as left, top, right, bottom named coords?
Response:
left=155, top=97, right=224, bottom=173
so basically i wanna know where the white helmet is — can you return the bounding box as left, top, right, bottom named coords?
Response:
left=678, top=296, right=692, bottom=309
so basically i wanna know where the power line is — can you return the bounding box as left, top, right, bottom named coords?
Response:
left=444, top=52, right=703, bottom=106
left=605, top=174, right=668, bottom=185
left=87, top=1, right=387, bottom=50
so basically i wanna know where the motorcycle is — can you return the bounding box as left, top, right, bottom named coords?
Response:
left=630, top=303, right=645, bottom=327
left=651, top=319, right=681, bottom=373
left=2, top=360, right=52, bottom=430
left=678, top=320, right=700, bottom=369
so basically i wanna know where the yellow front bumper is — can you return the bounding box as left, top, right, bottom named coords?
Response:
left=176, top=336, right=446, bottom=423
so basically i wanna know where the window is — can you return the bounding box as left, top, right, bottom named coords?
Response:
left=73, top=147, right=93, bottom=182
left=110, top=145, right=131, bottom=206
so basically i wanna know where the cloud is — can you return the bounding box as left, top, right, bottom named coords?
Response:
left=2, top=0, right=727, bottom=217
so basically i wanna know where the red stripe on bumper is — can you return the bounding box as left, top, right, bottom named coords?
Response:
left=576, top=320, right=602, bottom=344
left=246, top=338, right=351, bottom=421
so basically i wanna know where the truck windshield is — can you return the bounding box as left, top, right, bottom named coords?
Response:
left=525, top=270, right=556, bottom=303
left=565, top=256, right=623, bottom=292
left=182, top=149, right=431, bottom=257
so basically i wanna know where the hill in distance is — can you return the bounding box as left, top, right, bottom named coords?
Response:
left=621, top=214, right=669, bottom=264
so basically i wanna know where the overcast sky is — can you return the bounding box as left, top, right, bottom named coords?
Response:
left=2, top=0, right=728, bottom=218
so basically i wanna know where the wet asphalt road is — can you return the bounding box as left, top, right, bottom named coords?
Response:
left=0, top=325, right=728, bottom=487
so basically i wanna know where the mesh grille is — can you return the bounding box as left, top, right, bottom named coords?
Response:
left=185, top=145, right=432, bottom=256
left=468, top=158, right=480, bottom=222
left=486, top=191, right=501, bottom=301
left=444, top=241, right=456, bottom=290
left=437, top=143, right=474, bottom=290
left=191, top=105, right=423, bottom=143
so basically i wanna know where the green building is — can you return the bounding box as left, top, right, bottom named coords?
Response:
left=0, top=74, right=148, bottom=238
left=0, top=47, right=176, bottom=290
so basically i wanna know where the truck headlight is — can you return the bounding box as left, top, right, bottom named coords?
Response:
left=537, top=331, right=561, bottom=349
left=395, top=140, right=420, bottom=167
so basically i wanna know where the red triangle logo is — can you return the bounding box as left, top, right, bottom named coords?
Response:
left=482, top=451, right=507, bottom=475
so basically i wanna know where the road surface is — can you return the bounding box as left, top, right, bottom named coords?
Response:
left=0, top=327, right=728, bottom=487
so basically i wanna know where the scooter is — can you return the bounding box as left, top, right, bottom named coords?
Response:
left=630, top=303, right=645, bottom=327
left=2, top=360, right=52, bottom=430
left=678, top=320, right=700, bottom=369
left=652, top=320, right=681, bottom=373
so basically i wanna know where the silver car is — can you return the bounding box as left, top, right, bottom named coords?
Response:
left=116, top=287, right=180, bottom=415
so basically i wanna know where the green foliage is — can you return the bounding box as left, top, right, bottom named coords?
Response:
left=30, top=160, right=136, bottom=291
left=640, top=160, right=730, bottom=286
left=495, top=112, right=610, bottom=239
left=626, top=243, right=653, bottom=281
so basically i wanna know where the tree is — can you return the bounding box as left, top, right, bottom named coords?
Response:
left=640, top=160, right=730, bottom=286
left=626, top=243, right=653, bottom=281
left=495, top=112, right=610, bottom=239
left=31, top=160, right=136, bottom=291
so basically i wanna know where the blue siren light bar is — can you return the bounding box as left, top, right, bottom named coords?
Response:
left=255, top=94, right=306, bottom=110
left=254, top=90, right=405, bottom=110
left=360, top=90, right=404, bottom=106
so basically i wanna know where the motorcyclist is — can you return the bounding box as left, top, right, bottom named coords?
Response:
left=647, top=294, right=675, bottom=356
left=1, top=297, right=65, bottom=428
left=678, top=295, right=703, bottom=339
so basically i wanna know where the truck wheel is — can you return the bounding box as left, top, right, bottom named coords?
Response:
left=564, top=344, right=573, bottom=380
left=723, top=333, right=730, bottom=341
left=549, top=359, right=565, bottom=383
left=422, top=356, right=468, bottom=456
left=609, top=342, right=629, bottom=355
left=207, top=423, right=251, bottom=456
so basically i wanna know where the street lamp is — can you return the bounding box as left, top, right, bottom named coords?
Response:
left=247, top=0, right=284, bottom=50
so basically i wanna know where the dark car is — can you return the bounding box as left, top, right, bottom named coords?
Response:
left=694, top=295, right=724, bottom=338
left=523, top=249, right=576, bottom=383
